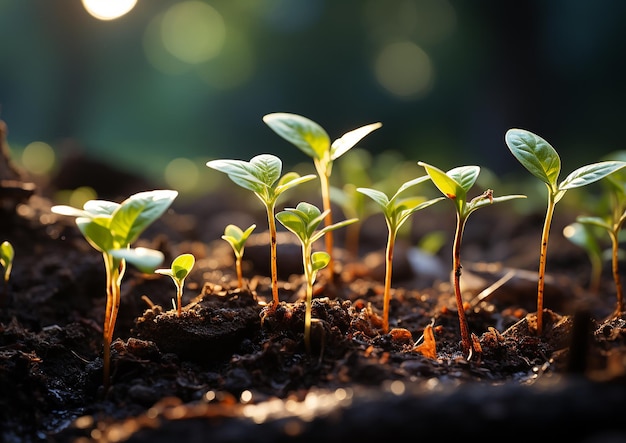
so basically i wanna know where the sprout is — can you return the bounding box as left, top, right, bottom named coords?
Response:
left=357, top=176, right=445, bottom=333
left=505, top=128, right=626, bottom=334
left=418, top=161, right=526, bottom=358
left=206, top=154, right=316, bottom=309
left=155, top=253, right=195, bottom=317
left=276, top=201, right=357, bottom=353
left=51, top=189, right=178, bottom=389
left=0, top=240, right=14, bottom=283
left=221, top=223, right=256, bottom=289
left=563, top=222, right=604, bottom=295
left=263, top=113, right=381, bottom=282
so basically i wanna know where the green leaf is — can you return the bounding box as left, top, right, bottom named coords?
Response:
left=390, top=175, right=431, bottom=201
left=356, top=187, right=390, bottom=210
left=206, top=158, right=267, bottom=193
left=250, top=154, right=283, bottom=187
left=76, top=217, right=114, bottom=252
left=263, top=113, right=330, bottom=160
left=564, top=222, right=604, bottom=258
left=311, top=251, right=330, bottom=273
left=330, top=122, right=382, bottom=160
left=83, top=200, right=120, bottom=216
left=446, top=166, right=480, bottom=193
left=276, top=210, right=307, bottom=242
left=109, top=190, right=178, bottom=247
left=171, top=253, right=195, bottom=280
left=576, top=215, right=612, bottom=231
left=274, top=172, right=317, bottom=195
left=505, top=128, right=561, bottom=188
left=222, top=224, right=256, bottom=255
left=466, top=193, right=527, bottom=215
left=559, top=161, right=626, bottom=191
left=313, top=217, right=358, bottom=243
left=418, top=161, right=462, bottom=200
left=110, top=247, right=165, bottom=273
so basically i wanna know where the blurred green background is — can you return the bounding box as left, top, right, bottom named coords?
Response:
left=2, top=0, right=626, bottom=199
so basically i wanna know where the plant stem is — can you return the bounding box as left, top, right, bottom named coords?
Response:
left=536, top=193, right=556, bottom=336
left=265, top=203, right=280, bottom=308
left=610, top=231, right=624, bottom=314
left=382, top=228, right=395, bottom=334
left=303, top=242, right=314, bottom=354
left=176, top=281, right=182, bottom=316
left=319, top=172, right=335, bottom=284
left=236, top=255, right=244, bottom=289
left=452, top=213, right=472, bottom=357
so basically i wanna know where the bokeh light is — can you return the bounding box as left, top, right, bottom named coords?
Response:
left=164, top=157, right=200, bottom=194
left=374, top=41, right=433, bottom=98
left=81, top=0, right=138, bottom=21
left=161, top=1, right=226, bottom=65
left=21, top=141, right=55, bottom=176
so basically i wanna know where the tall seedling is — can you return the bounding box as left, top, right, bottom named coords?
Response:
left=505, top=128, right=626, bottom=334
left=276, top=202, right=357, bottom=353
left=51, top=190, right=178, bottom=389
left=263, top=113, right=381, bottom=283
left=357, top=176, right=445, bottom=333
left=418, top=161, right=526, bottom=358
left=207, top=154, right=316, bottom=309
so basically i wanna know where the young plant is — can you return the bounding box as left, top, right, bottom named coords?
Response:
left=155, top=253, right=195, bottom=317
left=263, top=112, right=381, bottom=282
left=418, top=161, right=526, bottom=358
left=221, top=223, right=256, bottom=289
left=356, top=176, right=445, bottom=333
left=206, top=154, right=316, bottom=309
left=505, top=128, right=626, bottom=334
left=572, top=162, right=626, bottom=315
left=276, top=201, right=357, bottom=353
left=51, top=189, right=178, bottom=389
left=1, top=240, right=14, bottom=283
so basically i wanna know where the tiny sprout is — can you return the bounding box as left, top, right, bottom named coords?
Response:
left=207, top=154, right=316, bottom=309
left=357, top=176, right=445, bottom=333
left=263, top=113, right=381, bottom=282
left=418, top=161, right=526, bottom=358
left=276, top=201, right=357, bottom=353
left=221, top=224, right=256, bottom=289
left=155, top=253, right=195, bottom=317
left=1, top=240, right=14, bottom=283
left=505, top=128, right=626, bottom=334
left=51, top=189, right=177, bottom=389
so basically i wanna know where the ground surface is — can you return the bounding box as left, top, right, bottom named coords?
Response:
left=2, top=149, right=626, bottom=443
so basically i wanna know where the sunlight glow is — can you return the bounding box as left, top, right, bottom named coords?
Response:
left=161, top=1, right=226, bottom=64
left=374, top=41, right=433, bottom=98
left=81, top=0, right=138, bottom=21
left=21, top=141, right=55, bottom=175
left=164, top=158, right=200, bottom=193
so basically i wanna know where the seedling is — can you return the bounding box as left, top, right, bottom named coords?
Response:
left=1, top=240, right=14, bottom=283
left=573, top=165, right=626, bottom=314
left=206, top=154, right=316, bottom=309
left=155, top=253, right=195, bottom=316
left=418, top=161, right=526, bottom=358
left=51, top=189, right=178, bottom=389
left=276, top=201, right=357, bottom=353
left=221, top=223, right=256, bottom=289
left=505, top=128, right=626, bottom=334
left=563, top=222, right=604, bottom=295
left=263, top=112, right=381, bottom=282
left=357, top=176, right=445, bottom=333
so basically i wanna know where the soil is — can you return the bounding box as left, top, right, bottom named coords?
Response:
left=2, top=126, right=626, bottom=442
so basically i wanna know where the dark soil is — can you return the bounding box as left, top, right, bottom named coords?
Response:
left=2, top=127, right=626, bottom=442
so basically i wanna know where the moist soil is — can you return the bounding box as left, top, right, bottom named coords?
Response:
left=2, top=140, right=626, bottom=442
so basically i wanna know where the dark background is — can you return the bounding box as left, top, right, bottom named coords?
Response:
left=2, top=0, right=626, bottom=195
